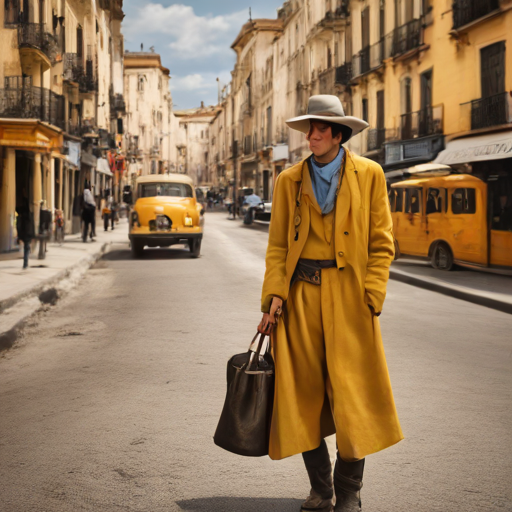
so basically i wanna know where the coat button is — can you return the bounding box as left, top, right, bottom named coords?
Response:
left=344, top=231, right=349, bottom=235
left=338, top=251, right=344, bottom=257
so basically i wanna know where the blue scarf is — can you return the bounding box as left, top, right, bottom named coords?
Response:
left=310, top=147, right=344, bottom=214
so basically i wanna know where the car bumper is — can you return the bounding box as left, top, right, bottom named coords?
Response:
left=129, top=232, right=202, bottom=246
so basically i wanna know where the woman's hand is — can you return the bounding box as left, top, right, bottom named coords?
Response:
left=258, top=297, right=283, bottom=334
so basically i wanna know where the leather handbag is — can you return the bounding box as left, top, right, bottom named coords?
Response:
left=214, top=331, right=275, bottom=457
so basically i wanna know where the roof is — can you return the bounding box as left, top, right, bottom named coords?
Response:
left=391, top=174, right=484, bottom=188
left=231, top=18, right=284, bottom=51
left=124, top=52, right=170, bottom=75
left=136, top=173, right=194, bottom=185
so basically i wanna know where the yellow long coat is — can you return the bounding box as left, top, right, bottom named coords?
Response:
left=261, top=148, right=404, bottom=461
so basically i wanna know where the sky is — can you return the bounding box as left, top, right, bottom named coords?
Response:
left=122, top=1, right=284, bottom=110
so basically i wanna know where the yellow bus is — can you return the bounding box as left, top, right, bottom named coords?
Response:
left=389, top=174, right=512, bottom=272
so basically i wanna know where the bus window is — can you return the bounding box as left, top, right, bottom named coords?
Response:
left=426, top=188, right=447, bottom=214
left=389, top=189, right=396, bottom=212
left=395, top=188, right=404, bottom=212
left=452, top=188, right=476, bottom=214
left=405, top=188, right=422, bottom=214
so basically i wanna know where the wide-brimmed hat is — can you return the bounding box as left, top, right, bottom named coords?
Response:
left=286, top=95, right=368, bottom=140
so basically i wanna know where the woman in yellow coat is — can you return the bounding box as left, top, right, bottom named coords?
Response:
left=259, top=95, right=403, bottom=512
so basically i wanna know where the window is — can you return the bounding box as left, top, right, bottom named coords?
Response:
left=395, top=188, right=404, bottom=212
left=480, top=41, right=505, bottom=98
left=452, top=188, right=476, bottom=214
left=137, top=74, right=145, bottom=92
left=138, top=182, right=193, bottom=198
left=405, top=188, right=422, bottom=214
left=426, top=187, right=447, bottom=214
left=362, top=98, right=368, bottom=122
left=4, top=0, right=19, bottom=25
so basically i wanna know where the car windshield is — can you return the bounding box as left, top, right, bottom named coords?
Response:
left=138, top=182, right=193, bottom=198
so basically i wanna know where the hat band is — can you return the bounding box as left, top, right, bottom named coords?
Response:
left=307, top=111, right=343, bottom=117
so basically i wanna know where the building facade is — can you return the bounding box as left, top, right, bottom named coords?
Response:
left=0, top=0, right=126, bottom=253
left=123, top=50, right=176, bottom=182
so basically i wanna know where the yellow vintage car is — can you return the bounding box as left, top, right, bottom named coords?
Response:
left=129, top=174, right=204, bottom=258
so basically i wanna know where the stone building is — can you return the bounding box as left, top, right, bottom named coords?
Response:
left=123, top=50, right=177, bottom=181
left=0, top=0, right=126, bottom=253
left=174, top=104, right=219, bottom=186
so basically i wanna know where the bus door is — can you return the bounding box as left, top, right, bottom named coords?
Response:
left=425, top=186, right=447, bottom=246
left=400, top=187, right=428, bottom=256
left=488, top=176, right=512, bottom=268
left=449, top=187, right=486, bottom=264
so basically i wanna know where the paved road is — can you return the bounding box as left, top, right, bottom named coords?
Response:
left=0, top=212, right=511, bottom=512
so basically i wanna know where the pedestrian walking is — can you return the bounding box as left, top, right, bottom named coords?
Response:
left=16, top=188, right=35, bottom=269
left=82, top=184, right=96, bottom=242
left=258, top=95, right=403, bottom=512
left=54, top=209, right=65, bottom=244
left=102, top=190, right=115, bottom=231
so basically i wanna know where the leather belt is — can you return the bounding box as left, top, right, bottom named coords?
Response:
left=291, top=258, right=337, bottom=286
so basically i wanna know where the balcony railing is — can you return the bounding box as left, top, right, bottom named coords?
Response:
left=452, top=0, right=500, bottom=29
left=352, top=40, right=384, bottom=78
left=335, top=62, right=352, bottom=85
left=0, top=85, right=65, bottom=129
left=469, top=92, right=511, bottom=130
left=367, top=128, right=387, bottom=151
left=400, top=105, right=443, bottom=140
left=385, top=19, right=422, bottom=59
left=18, top=23, right=56, bottom=60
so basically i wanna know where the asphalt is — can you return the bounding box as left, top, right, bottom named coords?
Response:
left=0, top=212, right=510, bottom=512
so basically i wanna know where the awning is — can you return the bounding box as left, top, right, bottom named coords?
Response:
left=96, top=158, right=113, bottom=177
left=434, top=131, right=512, bottom=165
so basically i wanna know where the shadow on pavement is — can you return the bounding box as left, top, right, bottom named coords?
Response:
left=176, top=497, right=302, bottom=511
left=102, top=247, right=193, bottom=261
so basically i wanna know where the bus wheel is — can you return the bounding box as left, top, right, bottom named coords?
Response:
left=431, top=242, right=454, bottom=271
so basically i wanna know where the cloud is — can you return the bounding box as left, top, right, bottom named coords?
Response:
left=123, top=3, right=247, bottom=59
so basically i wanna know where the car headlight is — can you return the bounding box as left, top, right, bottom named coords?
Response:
left=184, top=215, right=193, bottom=227
left=131, top=211, right=140, bottom=227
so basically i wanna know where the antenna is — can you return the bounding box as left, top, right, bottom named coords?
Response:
left=249, top=7, right=252, bottom=21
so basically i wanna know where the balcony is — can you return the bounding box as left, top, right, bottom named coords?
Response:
left=385, top=19, right=422, bottom=59
left=452, top=0, right=500, bottom=29
left=352, top=40, right=384, bottom=78
left=400, top=105, right=443, bottom=140
left=63, top=53, right=83, bottom=84
left=17, top=23, right=58, bottom=68
left=0, top=85, right=65, bottom=129
left=335, top=62, right=352, bottom=85
left=80, top=58, right=97, bottom=93
left=110, top=92, right=126, bottom=115
left=466, top=92, right=512, bottom=130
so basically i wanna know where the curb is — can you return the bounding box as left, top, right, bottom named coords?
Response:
left=389, top=267, right=512, bottom=316
left=0, top=242, right=112, bottom=351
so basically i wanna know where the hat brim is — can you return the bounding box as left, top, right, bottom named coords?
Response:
left=285, top=115, right=369, bottom=140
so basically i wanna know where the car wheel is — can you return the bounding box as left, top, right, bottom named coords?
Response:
left=131, top=240, right=144, bottom=258
left=188, top=239, right=201, bottom=258
left=431, top=242, right=454, bottom=271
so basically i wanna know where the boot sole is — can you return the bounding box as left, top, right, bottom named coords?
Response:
left=301, top=506, right=334, bottom=512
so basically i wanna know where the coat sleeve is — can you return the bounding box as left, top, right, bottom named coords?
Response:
left=364, top=166, right=395, bottom=315
left=261, top=173, right=292, bottom=313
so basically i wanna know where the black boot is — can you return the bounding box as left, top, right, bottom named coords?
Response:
left=301, top=440, right=334, bottom=512
left=333, top=455, right=364, bottom=511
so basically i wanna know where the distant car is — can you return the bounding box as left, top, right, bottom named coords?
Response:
left=129, top=174, right=204, bottom=258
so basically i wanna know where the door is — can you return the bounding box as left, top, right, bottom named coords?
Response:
left=420, top=69, right=432, bottom=136
left=377, top=90, right=385, bottom=147
left=401, top=77, right=413, bottom=139
left=489, top=175, right=512, bottom=268
left=399, top=187, right=428, bottom=256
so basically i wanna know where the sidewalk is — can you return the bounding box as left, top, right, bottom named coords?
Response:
left=0, top=220, right=128, bottom=349
left=390, top=259, right=512, bottom=315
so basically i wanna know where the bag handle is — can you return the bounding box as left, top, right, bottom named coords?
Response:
left=247, top=307, right=281, bottom=370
